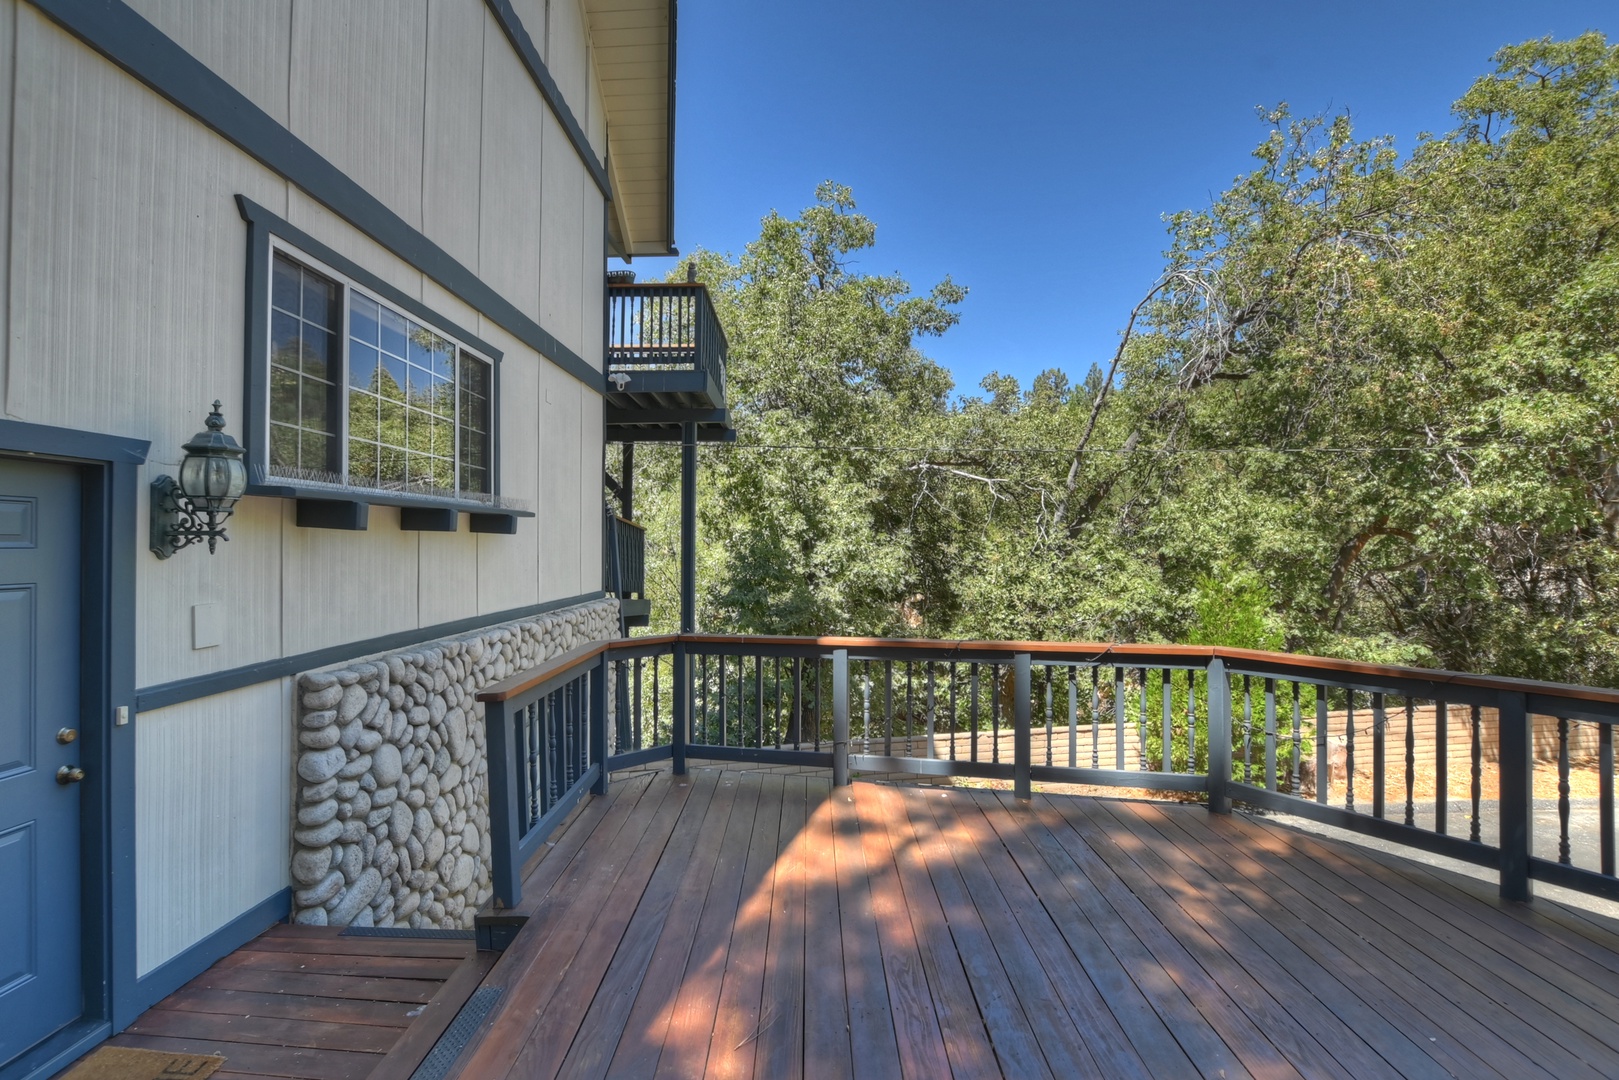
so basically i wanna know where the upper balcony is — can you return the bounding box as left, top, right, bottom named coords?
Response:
left=604, top=280, right=735, bottom=443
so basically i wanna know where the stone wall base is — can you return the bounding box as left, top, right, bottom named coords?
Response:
left=289, top=598, right=619, bottom=929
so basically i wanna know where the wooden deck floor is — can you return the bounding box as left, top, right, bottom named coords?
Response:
left=79, top=926, right=490, bottom=1080
left=447, top=765, right=1619, bottom=1080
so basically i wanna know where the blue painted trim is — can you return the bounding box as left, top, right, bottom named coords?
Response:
left=1028, top=764, right=1206, bottom=791
left=484, top=696, right=522, bottom=908
left=481, top=0, right=612, bottom=198
left=29, top=0, right=600, bottom=392
left=134, top=591, right=609, bottom=712
left=0, top=421, right=145, bottom=1052
left=250, top=480, right=532, bottom=521
left=515, top=766, right=599, bottom=867
left=691, top=745, right=836, bottom=768
left=1530, top=856, right=1619, bottom=902
left=1231, top=783, right=1500, bottom=868
left=607, top=744, right=673, bottom=772
left=0, top=1020, right=110, bottom=1080
left=129, top=888, right=291, bottom=1014
left=0, top=419, right=148, bottom=464
left=236, top=197, right=504, bottom=365
left=236, top=196, right=525, bottom=502
left=846, top=753, right=1002, bottom=780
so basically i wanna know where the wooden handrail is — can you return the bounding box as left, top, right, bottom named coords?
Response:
left=651, top=633, right=1619, bottom=706
left=475, top=633, right=1619, bottom=708
left=476, top=641, right=610, bottom=704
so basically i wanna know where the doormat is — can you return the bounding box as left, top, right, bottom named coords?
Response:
left=58, top=1045, right=225, bottom=1079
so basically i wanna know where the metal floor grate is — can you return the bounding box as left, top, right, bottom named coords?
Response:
left=409, top=986, right=503, bottom=1080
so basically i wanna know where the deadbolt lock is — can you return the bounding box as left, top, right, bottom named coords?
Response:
left=56, top=765, right=86, bottom=785
left=57, top=728, right=78, bottom=745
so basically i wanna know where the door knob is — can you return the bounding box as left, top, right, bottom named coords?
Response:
left=57, top=728, right=78, bottom=744
left=56, top=765, right=86, bottom=785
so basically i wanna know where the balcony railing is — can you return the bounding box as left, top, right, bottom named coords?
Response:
left=605, top=282, right=728, bottom=399
left=604, top=513, right=645, bottom=599
left=480, top=634, right=1619, bottom=909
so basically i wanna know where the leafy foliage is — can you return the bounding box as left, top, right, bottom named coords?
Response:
left=626, top=35, right=1619, bottom=687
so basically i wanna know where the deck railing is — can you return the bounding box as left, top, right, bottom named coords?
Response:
left=605, top=282, right=728, bottom=397
left=478, top=645, right=609, bottom=907
left=483, top=634, right=1619, bottom=908
left=604, top=514, right=645, bottom=600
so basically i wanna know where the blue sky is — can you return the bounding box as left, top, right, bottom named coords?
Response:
left=630, top=1, right=1615, bottom=399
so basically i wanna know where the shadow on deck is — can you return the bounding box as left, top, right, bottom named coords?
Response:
left=438, top=765, right=1619, bottom=1079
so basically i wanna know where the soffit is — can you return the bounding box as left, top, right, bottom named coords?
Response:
left=585, top=0, right=675, bottom=258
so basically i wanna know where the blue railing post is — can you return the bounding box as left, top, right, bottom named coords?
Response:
left=591, top=654, right=609, bottom=796
left=483, top=698, right=524, bottom=910
left=833, top=649, right=850, bottom=786
left=1013, top=653, right=1032, bottom=800
left=1207, top=658, right=1232, bottom=814
left=672, top=640, right=688, bottom=775
left=1498, top=690, right=1533, bottom=901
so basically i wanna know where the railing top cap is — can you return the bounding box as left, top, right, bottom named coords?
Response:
left=608, top=633, right=1619, bottom=706
left=606, top=281, right=712, bottom=296
left=477, top=640, right=608, bottom=704
left=473, top=631, right=1619, bottom=709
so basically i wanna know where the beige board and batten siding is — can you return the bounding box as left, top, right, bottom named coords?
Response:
left=4, top=3, right=614, bottom=688
left=3, top=0, right=625, bottom=968
left=134, top=680, right=295, bottom=976
left=0, top=0, right=15, bottom=411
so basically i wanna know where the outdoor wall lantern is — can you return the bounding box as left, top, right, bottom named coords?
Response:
left=149, top=401, right=249, bottom=559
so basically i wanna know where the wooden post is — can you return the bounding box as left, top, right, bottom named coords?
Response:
left=1372, top=692, right=1386, bottom=820
left=621, top=442, right=634, bottom=521
left=1498, top=690, right=1533, bottom=902
left=1602, top=723, right=1615, bottom=877
left=1315, top=696, right=1329, bottom=805
left=832, top=649, right=850, bottom=787
left=483, top=699, right=523, bottom=910
left=1207, top=659, right=1232, bottom=814
left=676, top=420, right=696, bottom=777
left=590, top=656, right=609, bottom=796
left=672, top=640, right=688, bottom=776
left=1013, top=653, right=1032, bottom=800
left=680, top=421, right=697, bottom=636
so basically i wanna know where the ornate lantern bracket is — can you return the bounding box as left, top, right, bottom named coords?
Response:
left=149, top=401, right=249, bottom=559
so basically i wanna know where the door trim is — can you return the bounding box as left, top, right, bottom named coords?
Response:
left=0, top=420, right=148, bottom=1078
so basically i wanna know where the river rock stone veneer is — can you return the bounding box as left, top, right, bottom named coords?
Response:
left=289, top=598, right=619, bottom=929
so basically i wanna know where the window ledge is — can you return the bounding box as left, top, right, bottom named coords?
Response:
left=247, top=479, right=533, bottom=534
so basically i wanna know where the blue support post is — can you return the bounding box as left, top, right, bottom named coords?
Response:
left=1207, top=659, right=1232, bottom=814
left=673, top=640, right=688, bottom=776
left=1013, top=653, right=1032, bottom=800
left=833, top=649, right=850, bottom=787
left=482, top=698, right=523, bottom=910
left=590, top=655, right=609, bottom=795
left=674, top=419, right=698, bottom=777
left=1498, top=690, right=1533, bottom=902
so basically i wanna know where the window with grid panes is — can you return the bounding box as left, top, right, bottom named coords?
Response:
left=266, top=249, right=493, bottom=498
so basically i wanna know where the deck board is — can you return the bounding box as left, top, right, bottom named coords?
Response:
left=651, top=771, right=766, bottom=1078
left=429, top=764, right=1619, bottom=1080
left=1127, top=798, right=1518, bottom=1080
left=77, top=926, right=479, bottom=1080
left=73, top=763, right=1619, bottom=1080
left=1220, top=811, right=1619, bottom=1077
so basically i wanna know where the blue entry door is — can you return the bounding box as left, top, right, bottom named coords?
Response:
left=0, top=458, right=83, bottom=1067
